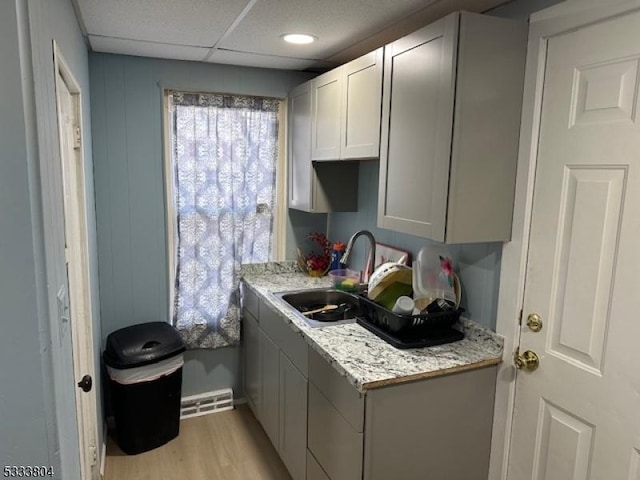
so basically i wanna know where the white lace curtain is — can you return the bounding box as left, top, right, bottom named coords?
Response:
left=169, top=91, right=279, bottom=348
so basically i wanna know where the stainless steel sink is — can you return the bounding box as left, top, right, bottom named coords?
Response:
left=274, top=288, right=361, bottom=328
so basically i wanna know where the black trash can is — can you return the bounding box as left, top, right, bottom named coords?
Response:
left=103, top=322, right=186, bottom=455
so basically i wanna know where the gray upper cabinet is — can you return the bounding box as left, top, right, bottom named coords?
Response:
left=242, top=290, right=309, bottom=480
left=377, top=12, right=527, bottom=243
left=312, top=48, right=383, bottom=161
left=288, top=48, right=382, bottom=213
left=288, top=82, right=359, bottom=213
left=279, top=352, right=308, bottom=480
left=340, top=48, right=383, bottom=159
left=311, top=68, right=342, bottom=160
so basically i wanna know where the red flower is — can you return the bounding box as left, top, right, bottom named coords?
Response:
left=439, top=255, right=454, bottom=287
left=305, top=232, right=331, bottom=272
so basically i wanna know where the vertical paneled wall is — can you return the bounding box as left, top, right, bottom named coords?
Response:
left=0, top=1, right=52, bottom=467
left=89, top=53, right=315, bottom=396
left=1, top=0, right=101, bottom=474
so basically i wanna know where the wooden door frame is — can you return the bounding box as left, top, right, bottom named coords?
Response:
left=488, top=1, right=640, bottom=479
left=53, top=40, right=99, bottom=480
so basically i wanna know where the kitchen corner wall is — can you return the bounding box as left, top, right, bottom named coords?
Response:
left=89, top=53, right=316, bottom=398
left=328, top=162, right=502, bottom=329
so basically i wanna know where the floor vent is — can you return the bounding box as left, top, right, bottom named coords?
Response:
left=180, top=388, right=234, bottom=419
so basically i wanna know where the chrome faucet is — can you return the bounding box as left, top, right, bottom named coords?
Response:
left=340, top=230, right=376, bottom=280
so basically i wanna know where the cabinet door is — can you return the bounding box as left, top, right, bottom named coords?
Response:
left=243, top=310, right=261, bottom=419
left=308, top=382, right=363, bottom=480
left=289, top=81, right=313, bottom=212
left=377, top=14, right=459, bottom=242
left=307, top=450, right=331, bottom=480
left=341, top=48, right=383, bottom=159
left=311, top=68, right=343, bottom=160
left=279, top=352, right=308, bottom=480
left=260, top=329, right=280, bottom=450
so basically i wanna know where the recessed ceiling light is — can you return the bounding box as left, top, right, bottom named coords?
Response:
left=281, top=33, right=316, bottom=45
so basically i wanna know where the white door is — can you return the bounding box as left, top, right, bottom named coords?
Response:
left=508, top=9, right=640, bottom=480
left=55, top=47, right=99, bottom=480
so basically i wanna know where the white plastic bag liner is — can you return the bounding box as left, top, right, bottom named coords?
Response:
left=107, top=354, right=184, bottom=385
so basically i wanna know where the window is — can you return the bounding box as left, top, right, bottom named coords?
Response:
left=164, top=90, right=285, bottom=348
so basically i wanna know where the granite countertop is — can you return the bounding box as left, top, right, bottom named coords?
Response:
left=241, top=263, right=503, bottom=392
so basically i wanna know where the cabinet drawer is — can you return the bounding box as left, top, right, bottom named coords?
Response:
left=307, top=450, right=331, bottom=480
left=309, top=347, right=364, bottom=432
left=243, top=284, right=260, bottom=321
left=308, top=382, right=363, bottom=480
left=260, top=301, right=308, bottom=377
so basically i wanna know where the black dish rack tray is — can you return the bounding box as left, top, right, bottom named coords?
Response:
left=357, top=294, right=464, bottom=334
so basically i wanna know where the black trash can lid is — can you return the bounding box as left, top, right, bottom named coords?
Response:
left=103, top=322, right=186, bottom=369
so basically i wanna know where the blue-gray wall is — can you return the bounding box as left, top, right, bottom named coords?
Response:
left=328, top=162, right=503, bottom=328
left=0, top=0, right=101, bottom=476
left=0, top=0, right=52, bottom=469
left=89, top=53, right=318, bottom=397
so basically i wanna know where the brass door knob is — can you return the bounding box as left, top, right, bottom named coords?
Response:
left=527, top=313, right=543, bottom=332
left=514, top=349, right=540, bottom=371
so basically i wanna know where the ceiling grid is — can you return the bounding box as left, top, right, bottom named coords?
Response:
left=77, top=0, right=508, bottom=70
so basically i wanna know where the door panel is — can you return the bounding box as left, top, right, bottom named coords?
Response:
left=531, top=400, right=594, bottom=480
left=548, top=167, right=624, bottom=373
left=508, top=9, right=640, bottom=480
left=55, top=57, right=99, bottom=479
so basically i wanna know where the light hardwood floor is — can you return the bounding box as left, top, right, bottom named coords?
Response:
left=104, top=404, right=292, bottom=480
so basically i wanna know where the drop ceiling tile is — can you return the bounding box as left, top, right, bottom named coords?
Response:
left=78, top=0, right=252, bottom=46
left=218, top=0, right=439, bottom=59
left=89, top=35, right=209, bottom=62
left=206, top=49, right=336, bottom=71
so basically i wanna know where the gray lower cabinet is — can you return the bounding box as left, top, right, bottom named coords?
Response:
left=307, top=347, right=497, bottom=480
left=243, top=287, right=498, bottom=480
left=363, top=366, right=497, bottom=480
left=242, top=309, right=260, bottom=418
left=307, top=450, right=331, bottom=480
left=279, top=352, right=308, bottom=480
left=260, top=329, right=281, bottom=449
left=242, top=292, right=308, bottom=480
left=308, top=382, right=363, bottom=480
